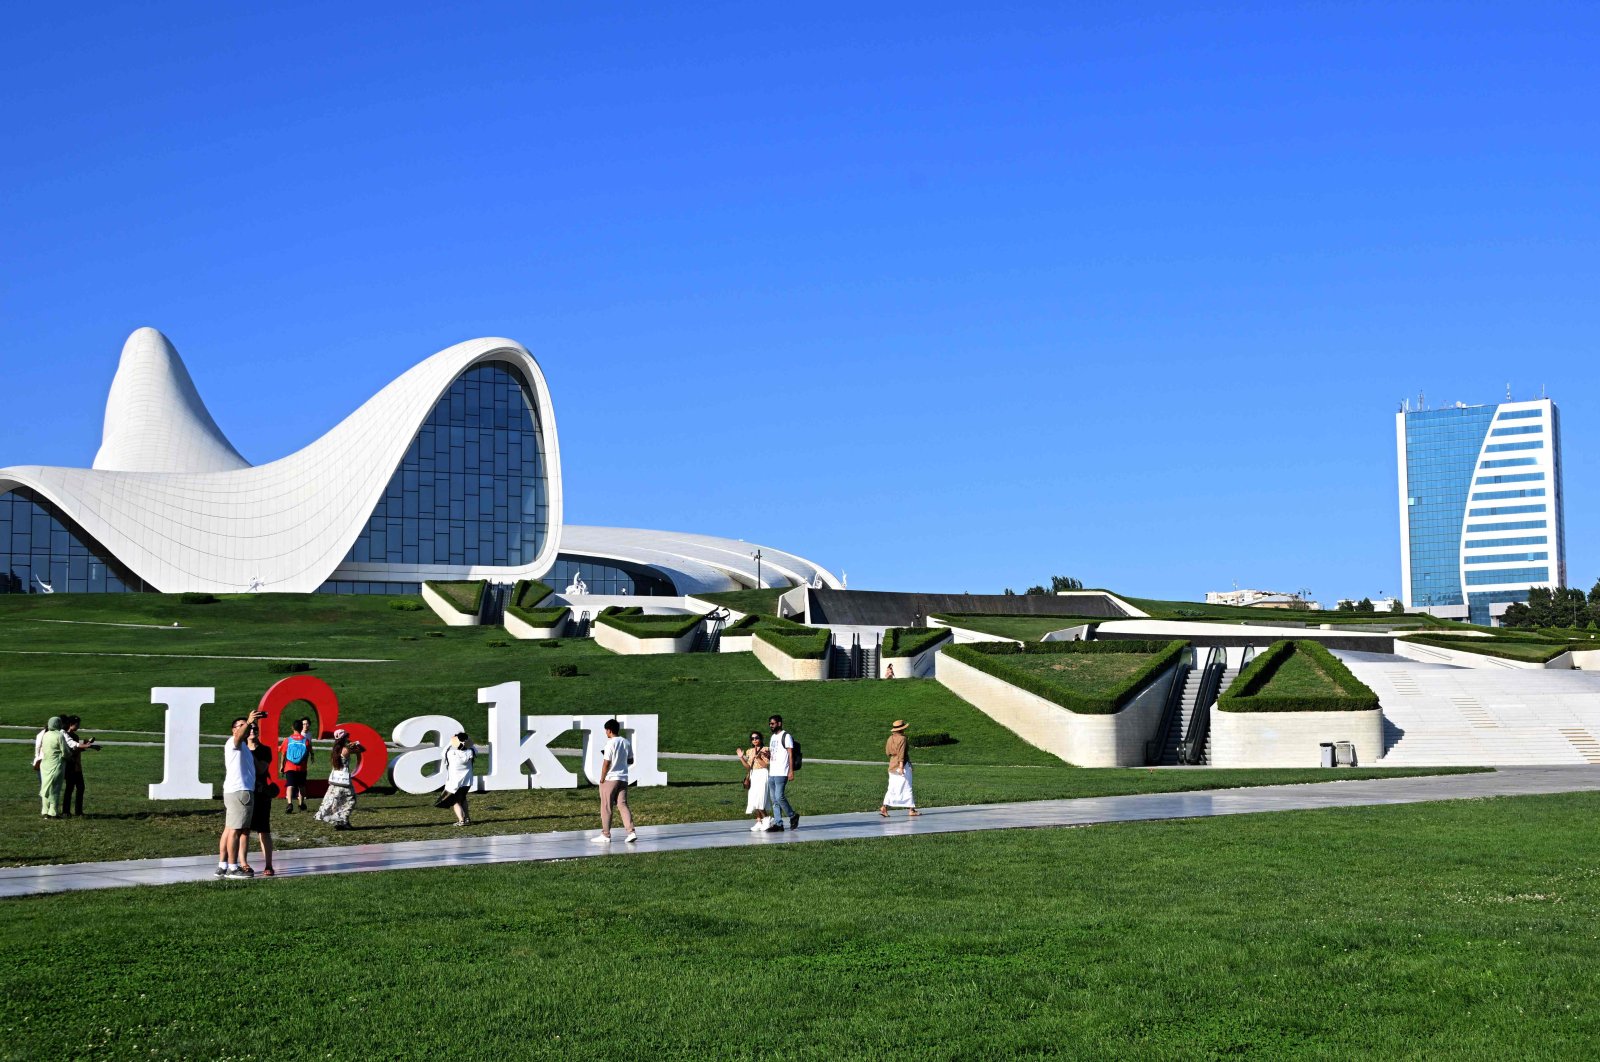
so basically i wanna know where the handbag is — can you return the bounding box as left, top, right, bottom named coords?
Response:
left=328, top=767, right=352, bottom=787
left=742, top=774, right=751, bottom=790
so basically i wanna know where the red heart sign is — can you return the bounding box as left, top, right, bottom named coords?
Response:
left=257, top=675, right=389, bottom=796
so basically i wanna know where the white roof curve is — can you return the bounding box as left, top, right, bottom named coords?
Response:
left=93, top=327, right=251, bottom=474
left=1, top=335, right=565, bottom=593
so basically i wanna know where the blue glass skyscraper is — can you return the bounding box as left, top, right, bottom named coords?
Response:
left=1397, top=398, right=1566, bottom=625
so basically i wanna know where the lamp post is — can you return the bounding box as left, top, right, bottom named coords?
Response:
left=751, top=549, right=763, bottom=588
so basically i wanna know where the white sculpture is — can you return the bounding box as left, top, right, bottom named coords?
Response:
left=247, top=576, right=264, bottom=593
left=33, top=575, right=53, bottom=594
left=564, top=572, right=588, bottom=596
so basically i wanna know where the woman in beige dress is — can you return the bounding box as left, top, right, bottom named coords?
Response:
left=880, top=720, right=919, bottom=817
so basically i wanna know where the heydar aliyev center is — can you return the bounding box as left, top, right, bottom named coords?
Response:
left=0, top=328, right=840, bottom=596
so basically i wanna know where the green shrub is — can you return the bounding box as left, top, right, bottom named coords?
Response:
left=754, top=625, right=831, bottom=660
left=486, top=639, right=510, bottom=647
left=883, top=627, right=953, bottom=659
left=389, top=600, right=424, bottom=612
left=671, top=675, right=699, bottom=683
left=425, top=631, right=445, bottom=639
left=595, top=608, right=704, bottom=640
left=265, top=661, right=311, bottom=674
left=511, top=578, right=554, bottom=608
left=911, top=732, right=956, bottom=748
left=180, top=592, right=218, bottom=604
left=507, top=603, right=570, bottom=629
left=425, top=580, right=485, bottom=616
left=941, top=639, right=1186, bottom=714
left=550, top=663, right=578, bottom=678
left=1217, top=640, right=1379, bottom=712
left=539, top=639, right=561, bottom=648
left=397, top=635, right=418, bottom=641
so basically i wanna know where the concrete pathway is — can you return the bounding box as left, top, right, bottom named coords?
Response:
left=5, top=766, right=1598, bottom=899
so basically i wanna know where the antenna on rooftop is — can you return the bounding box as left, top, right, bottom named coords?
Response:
left=1418, top=390, right=1425, bottom=411
left=1506, top=382, right=1512, bottom=400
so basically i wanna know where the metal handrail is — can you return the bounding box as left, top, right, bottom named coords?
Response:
left=1180, top=645, right=1228, bottom=765
left=1145, top=646, right=1196, bottom=765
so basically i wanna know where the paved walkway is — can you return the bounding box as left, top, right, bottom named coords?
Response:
left=6, top=766, right=1599, bottom=899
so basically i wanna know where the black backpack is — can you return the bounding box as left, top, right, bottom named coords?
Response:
left=790, top=734, right=803, bottom=772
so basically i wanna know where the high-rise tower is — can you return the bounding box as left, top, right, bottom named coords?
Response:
left=1397, top=397, right=1566, bottom=624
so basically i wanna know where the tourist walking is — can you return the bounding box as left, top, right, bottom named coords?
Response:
left=36, top=717, right=70, bottom=819
left=880, top=720, right=919, bottom=817
left=279, top=717, right=313, bottom=813
left=438, top=731, right=476, bottom=826
left=314, top=730, right=362, bottom=830
left=590, top=719, right=636, bottom=844
left=737, top=730, right=771, bottom=831
left=218, top=711, right=264, bottom=878
left=242, top=728, right=277, bottom=876
left=766, top=715, right=798, bottom=831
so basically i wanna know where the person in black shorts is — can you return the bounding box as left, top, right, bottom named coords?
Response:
left=243, top=726, right=277, bottom=877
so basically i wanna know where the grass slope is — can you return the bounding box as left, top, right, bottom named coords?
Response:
left=691, top=587, right=789, bottom=615
left=1, top=790, right=1594, bottom=1058
left=932, top=613, right=1105, bottom=640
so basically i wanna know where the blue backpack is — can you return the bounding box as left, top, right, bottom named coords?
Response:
left=284, top=733, right=310, bottom=767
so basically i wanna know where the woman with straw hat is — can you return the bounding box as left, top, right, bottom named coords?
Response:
left=880, top=720, right=919, bottom=818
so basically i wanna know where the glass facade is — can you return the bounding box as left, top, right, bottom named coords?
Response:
left=1402, top=405, right=1496, bottom=607
left=0, top=488, right=145, bottom=594
left=549, top=554, right=676, bottom=596
left=315, top=580, right=422, bottom=595
left=343, top=362, right=548, bottom=569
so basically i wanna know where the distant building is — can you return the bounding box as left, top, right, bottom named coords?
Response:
left=1204, top=588, right=1319, bottom=610
left=1397, top=397, right=1566, bottom=624
left=1335, top=597, right=1401, bottom=613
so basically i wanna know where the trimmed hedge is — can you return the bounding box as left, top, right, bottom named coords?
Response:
left=389, top=600, right=425, bottom=612
left=754, top=625, right=832, bottom=660
left=508, top=604, right=570, bottom=629
left=1217, top=640, right=1379, bottom=713
left=265, top=661, right=312, bottom=674
left=549, top=663, right=578, bottom=678
left=511, top=578, right=554, bottom=608
left=1401, top=634, right=1573, bottom=664
left=595, top=607, right=704, bottom=640
left=941, top=639, right=1185, bottom=715
left=180, top=592, right=218, bottom=604
left=883, top=627, right=953, bottom=659
left=722, top=614, right=810, bottom=636
left=426, top=580, right=486, bottom=616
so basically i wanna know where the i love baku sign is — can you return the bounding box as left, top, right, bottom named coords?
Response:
left=147, top=675, right=666, bottom=800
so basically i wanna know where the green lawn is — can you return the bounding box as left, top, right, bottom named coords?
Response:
left=1, top=790, right=1593, bottom=1058
left=979, top=647, right=1162, bottom=700
left=1123, top=595, right=1441, bottom=627
left=0, top=741, right=1471, bottom=866
left=1250, top=646, right=1344, bottom=697
left=931, top=613, right=1106, bottom=640
left=0, top=593, right=1056, bottom=766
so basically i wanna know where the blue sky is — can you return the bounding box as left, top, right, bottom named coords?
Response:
left=3, top=2, right=1596, bottom=601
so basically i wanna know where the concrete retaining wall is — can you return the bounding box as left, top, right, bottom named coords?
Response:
left=422, top=582, right=481, bottom=627
left=504, top=610, right=566, bottom=640
left=880, top=633, right=951, bottom=678
left=1210, top=708, right=1385, bottom=768
left=593, top=621, right=700, bottom=656
left=719, top=634, right=754, bottom=653
left=753, top=634, right=829, bottom=681
left=934, top=651, right=1176, bottom=766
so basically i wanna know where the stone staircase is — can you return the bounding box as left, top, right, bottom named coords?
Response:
left=1340, top=655, right=1600, bottom=766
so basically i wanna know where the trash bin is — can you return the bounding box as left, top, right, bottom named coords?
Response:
left=1319, top=742, right=1335, bottom=768
left=1334, top=741, right=1357, bottom=767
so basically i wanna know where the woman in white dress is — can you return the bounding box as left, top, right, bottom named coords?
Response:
left=881, top=719, right=919, bottom=817
left=440, top=731, right=476, bottom=826
left=737, top=731, right=771, bottom=832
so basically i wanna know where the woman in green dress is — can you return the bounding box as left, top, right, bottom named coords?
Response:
left=37, top=716, right=69, bottom=818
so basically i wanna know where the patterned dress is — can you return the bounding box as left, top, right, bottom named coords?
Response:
left=314, top=750, right=359, bottom=827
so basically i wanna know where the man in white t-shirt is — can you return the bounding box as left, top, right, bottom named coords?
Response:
left=766, top=715, right=798, bottom=832
left=590, top=719, right=637, bottom=844
left=217, top=710, right=264, bottom=879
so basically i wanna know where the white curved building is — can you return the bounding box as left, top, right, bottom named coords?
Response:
left=0, top=328, right=840, bottom=597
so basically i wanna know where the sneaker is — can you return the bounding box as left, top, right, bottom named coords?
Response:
left=237, top=866, right=255, bottom=877
left=750, top=821, right=765, bottom=832
left=625, top=833, right=637, bottom=843
left=790, top=814, right=800, bottom=829
left=765, top=822, right=785, bottom=832
left=284, top=805, right=293, bottom=815
left=214, top=866, right=228, bottom=878
left=590, top=834, right=612, bottom=844
left=224, top=867, right=250, bottom=879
